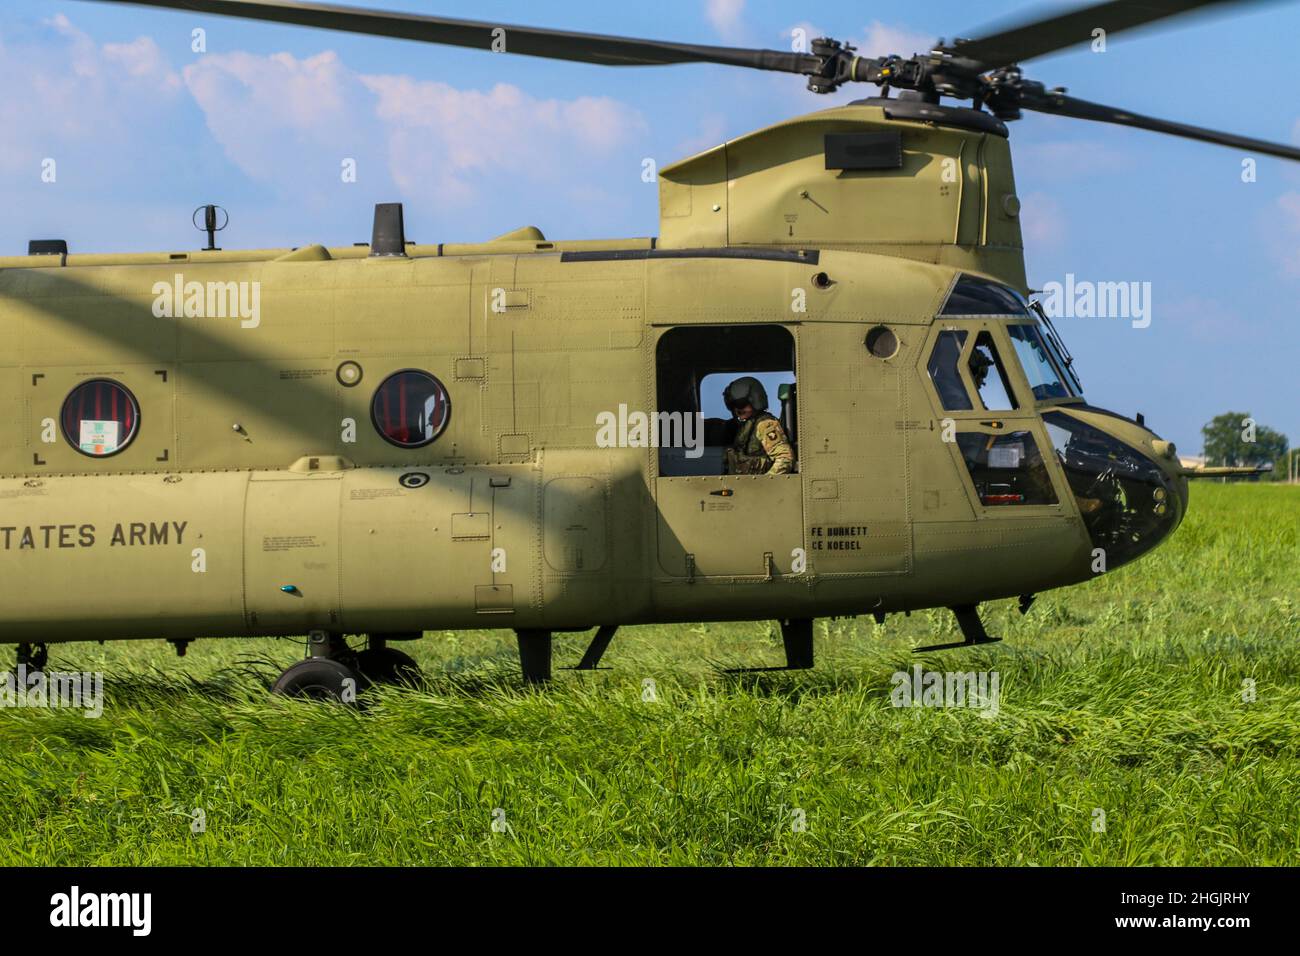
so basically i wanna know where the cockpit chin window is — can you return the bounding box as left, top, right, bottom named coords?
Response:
left=1043, top=411, right=1180, bottom=568
left=956, top=431, right=1058, bottom=506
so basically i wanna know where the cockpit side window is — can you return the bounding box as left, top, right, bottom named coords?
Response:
left=926, top=330, right=972, bottom=411
left=969, top=331, right=1017, bottom=411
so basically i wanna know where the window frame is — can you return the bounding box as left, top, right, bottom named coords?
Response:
left=1005, top=320, right=1089, bottom=410
left=947, top=422, right=1073, bottom=518
left=926, top=328, right=974, bottom=412
left=922, top=320, right=1037, bottom=418
left=652, top=322, right=800, bottom=479
left=921, top=321, right=1074, bottom=516
left=967, top=328, right=1020, bottom=413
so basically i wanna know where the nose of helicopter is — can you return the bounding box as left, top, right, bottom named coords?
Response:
left=1148, top=438, right=1191, bottom=513
left=1042, top=408, right=1188, bottom=571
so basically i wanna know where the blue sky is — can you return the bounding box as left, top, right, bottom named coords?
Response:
left=4, top=0, right=1298, bottom=455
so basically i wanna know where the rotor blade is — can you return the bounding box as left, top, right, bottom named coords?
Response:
left=87, top=0, right=821, bottom=73
left=1023, top=91, right=1300, bottom=161
left=946, top=0, right=1269, bottom=67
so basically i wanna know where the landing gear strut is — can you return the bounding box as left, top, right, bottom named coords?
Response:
left=567, top=625, right=618, bottom=671
left=515, top=629, right=552, bottom=684
left=725, top=618, right=815, bottom=672
left=914, top=605, right=1002, bottom=653
left=781, top=618, right=815, bottom=669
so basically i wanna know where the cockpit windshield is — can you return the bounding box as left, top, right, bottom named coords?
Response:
left=935, top=276, right=1084, bottom=400
left=1007, top=323, right=1072, bottom=400
left=1029, top=301, right=1083, bottom=395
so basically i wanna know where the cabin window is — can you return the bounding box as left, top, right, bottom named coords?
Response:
left=655, top=325, right=797, bottom=477
left=926, top=330, right=971, bottom=411
left=956, top=431, right=1057, bottom=506
left=969, top=331, right=1018, bottom=411
left=370, top=370, right=451, bottom=448
left=61, top=379, right=140, bottom=457
left=940, top=275, right=1029, bottom=316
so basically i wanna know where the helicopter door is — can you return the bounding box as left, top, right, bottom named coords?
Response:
left=653, top=325, right=804, bottom=579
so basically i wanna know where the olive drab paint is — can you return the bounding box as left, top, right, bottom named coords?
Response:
left=0, top=102, right=1191, bottom=652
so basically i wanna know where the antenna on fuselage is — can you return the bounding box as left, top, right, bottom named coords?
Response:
left=192, top=204, right=228, bottom=251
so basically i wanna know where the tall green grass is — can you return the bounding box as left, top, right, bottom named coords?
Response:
left=1, top=484, right=1296, bottom=865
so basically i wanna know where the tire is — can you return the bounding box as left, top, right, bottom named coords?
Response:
left=271, top=658, right=361, bottom=702
left=354, top=646, right=422, bottom=687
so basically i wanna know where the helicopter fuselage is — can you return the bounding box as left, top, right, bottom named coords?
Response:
left=0, top=233, right=1186, bottom=646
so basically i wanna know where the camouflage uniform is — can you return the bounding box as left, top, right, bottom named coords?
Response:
left=725, top=411, right=794, bottom=475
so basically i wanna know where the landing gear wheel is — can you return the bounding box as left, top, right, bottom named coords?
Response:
left=354, top=647, right=422, bottom=687
left=271, top=658, right=361, bottom=702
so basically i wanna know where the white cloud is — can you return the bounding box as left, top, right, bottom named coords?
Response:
left=706, top=0, right=747, bottom=42
left=181, top=48, right=645, bottom=207
left=1280, top=191, right=1300, bottom=225
left=362, top=74, right=645, bottom=204
left=0, top=15, right=183, bottom=177
left=1019, top=191, right=1066, bottom=248
left=183, top=49, right=373, bottom=191
left=1017, top=140, right=1132, bottom=178
left=858, top=21, right=935, bottom=59
left=104, top=36, right=182, bottom=89
left=1278, top=192, right=1300, bottom=277
left=0, top=13, right=651, bottom=249
left=1159, top=293, right=1268, bottom=343
left=674, top=114, right=730, bottom=158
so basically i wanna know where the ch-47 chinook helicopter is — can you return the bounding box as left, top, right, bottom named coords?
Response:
left=1, top=0, right=1292, bottom=698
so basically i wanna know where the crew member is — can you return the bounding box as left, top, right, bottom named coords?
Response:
left=722, top=376, right=794, bottom=475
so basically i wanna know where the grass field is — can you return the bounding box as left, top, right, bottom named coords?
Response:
left=1, top=483, right=1297, bottom=865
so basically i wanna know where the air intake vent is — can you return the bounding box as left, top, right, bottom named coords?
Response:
left=824, top=132, right=902, bottom=171
left=370, top=203, right=407, bottom=257
left=28, top=239, right=68, bottom=256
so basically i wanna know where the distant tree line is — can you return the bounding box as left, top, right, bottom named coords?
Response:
left=1201, top=412, right=1291, bottom=480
